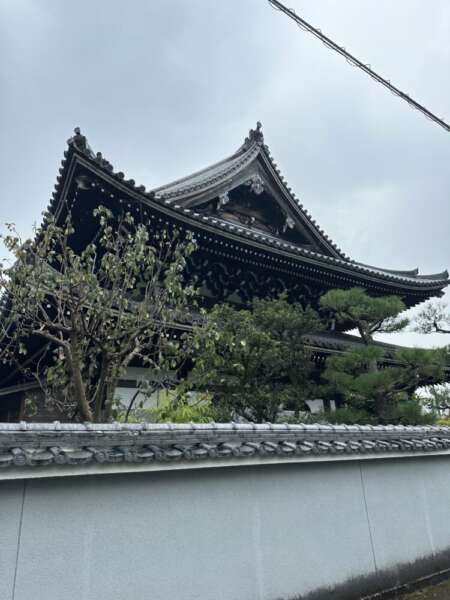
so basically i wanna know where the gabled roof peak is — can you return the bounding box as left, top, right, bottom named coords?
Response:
left=150, top=122, right=349, bottom=259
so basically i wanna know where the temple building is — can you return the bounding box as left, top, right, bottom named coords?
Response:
left=0, top=124, right=448, bottom=420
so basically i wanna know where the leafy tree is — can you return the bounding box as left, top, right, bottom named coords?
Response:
left=0, top=207, right=196, bottom=422
left=415, top=301, right=450, bottom=334
left=319, top=288, right=446, bottom=423
left=181, top=296, right=322, bottom=422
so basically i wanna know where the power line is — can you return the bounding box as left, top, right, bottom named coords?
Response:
left=268, top=0, right=450, bottom=133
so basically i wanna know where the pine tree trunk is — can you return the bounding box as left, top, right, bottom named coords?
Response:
left=358, top=327, right=379, bottom=373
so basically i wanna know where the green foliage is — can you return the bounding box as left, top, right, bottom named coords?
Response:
left=113, top=389, right=217, bottom=424
left=395, top=347, right=449, bottom=394
left=276, top=412, right=327, bottom=425
left=320, top=287, right=408, bottom=343
left=320, top=407, right=377, bottom=425
left=386, top=397, right=437, bottom=426
left=319, top=287, right=446, bottom=424
left=182, top=295, right=322, bottom=422
left=0, top=207, right=196, bottom=422
left=317, top=397, right=437, bottom=426
left=321, top=345, right=446, bottom=423
left=152, top=393, right=216, bottom=423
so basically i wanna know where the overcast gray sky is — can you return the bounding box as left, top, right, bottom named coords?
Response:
left=1, top=0, right=449, bottom=347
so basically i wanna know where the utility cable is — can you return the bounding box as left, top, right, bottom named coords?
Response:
left=268, top=0, right=450, bottom=133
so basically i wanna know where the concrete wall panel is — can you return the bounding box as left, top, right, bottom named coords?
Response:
left=5, top=456, right=450, bottom=600
left=361, top=459, right=435, bottom=571
left=0, top=480, right=25, bottom=600
left=414, top=457, right=450, bottom=555
left=248, top=463, right=375, bottom=599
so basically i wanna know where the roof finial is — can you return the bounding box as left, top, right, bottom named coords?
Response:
left=67, top=127, right=94, bottom=157
left=244, top=121, right=264, bottom=147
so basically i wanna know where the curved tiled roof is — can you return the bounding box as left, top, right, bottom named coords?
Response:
left=152, top=139, right=261, bottom=199
left=2, top=422, right=450, bottom=473
left=152, top=122, right=348, bottom=260
left=55, top=128, right=448, bottom=294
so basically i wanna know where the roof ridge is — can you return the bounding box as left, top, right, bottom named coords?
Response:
left=152, top=123, right=264, bottom=197
left=356, top=263, right=420, bottom=277
left=147, top=123, right=348, bottom=259
left=258, top=138, right=348, bottom=260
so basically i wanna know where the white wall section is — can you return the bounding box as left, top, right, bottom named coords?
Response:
left=3, top=456, right=450, bottom=600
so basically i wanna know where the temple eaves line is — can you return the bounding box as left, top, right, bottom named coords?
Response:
left=56, top=127, right=448, bottom=296
left=30, top=126, right=449, bottom=318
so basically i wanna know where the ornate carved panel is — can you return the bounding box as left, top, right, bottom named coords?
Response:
left=195, top=185, right=315, bottom=247
left=186, top=253, right=326, bottom=308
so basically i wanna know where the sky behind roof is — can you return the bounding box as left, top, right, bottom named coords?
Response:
left=0, top=0, right=449, bottom=347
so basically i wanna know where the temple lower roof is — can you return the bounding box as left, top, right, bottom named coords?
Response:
left=160, top=207, right=448, bottom=287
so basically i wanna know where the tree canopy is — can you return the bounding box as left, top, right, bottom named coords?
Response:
left=322, top=345, right=447, bottom=423
left=1, top=216, right=447, bottom=428
left=0, top=206, right=196, bottom=422
left=181, top=295, right=322, bottom=422
left=318, top=288, right=447, bottom=423
left=320, top=287, right=408, bottom=344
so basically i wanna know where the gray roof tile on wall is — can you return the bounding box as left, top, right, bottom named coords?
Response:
left=1, top=422, right=450, bottom=471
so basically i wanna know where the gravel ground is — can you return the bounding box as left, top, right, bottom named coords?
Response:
left=394, top=578, right=450, bottom=599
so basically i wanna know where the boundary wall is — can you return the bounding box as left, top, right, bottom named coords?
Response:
left=2, top=422, right=450, bottom=600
